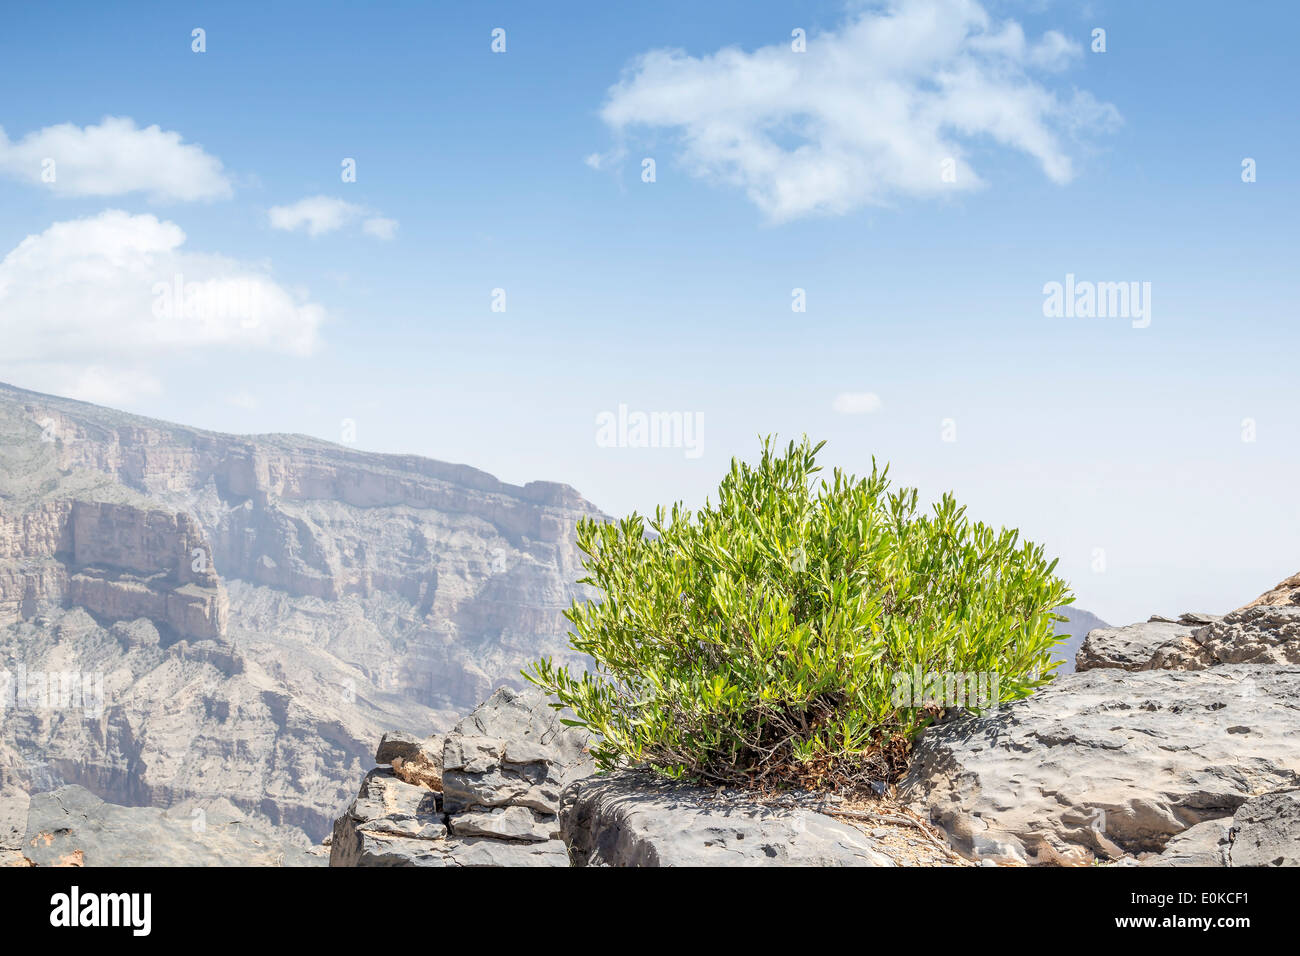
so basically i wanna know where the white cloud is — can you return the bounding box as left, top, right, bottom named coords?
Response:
left=0, top=117, right=232, bottom=202
left=0, top=210, right=324, bottom=401
left=596, top=0, right=1119, bottom=221
left=361, top=216, right=398, bottom=240
left=832, top=392, right=883, bottom=415
left=269, top=196, right=361, bottom=236
left=269, top=195, right=398, bottom=239
left=226, top=389, right=259, bottom=410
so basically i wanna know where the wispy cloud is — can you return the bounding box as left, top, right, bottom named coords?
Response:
left=269, top=196, right=361, bottom=236
left=832, top=392, right=883, bottom=415
left=0, top=117, right=232, bottom=202
left=361, top=216, right=398, bottom=240
left=269, top=195, right=398, bottom=239
left=595, top=0, right=1119, bottom=221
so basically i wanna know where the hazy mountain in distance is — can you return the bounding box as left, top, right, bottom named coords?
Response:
left=0, top=380, right=601, bottom=847
left=1052, top=606, right=1110, bottom=674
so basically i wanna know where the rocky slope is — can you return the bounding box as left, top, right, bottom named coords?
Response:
left=327, top=577, right=1300, bottom=868
left=0, top=381, right=602, bottom=852
left=331, top=688, right=921, bottom=867
left=902, top=576, right=1300, bottom=865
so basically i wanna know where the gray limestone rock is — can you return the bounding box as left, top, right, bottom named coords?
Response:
left=449, top=805, right=558, bottom=843
left=561, top=772, right=896, bottom=867
left=332, top=687, right=591, bottom=866
left=1230, top=788, right=1300, bottom=867
left=902, top=665, right=1300, bottom=865
left=440, top=687, right=593, bottom=816
left=1140, top=819, right=1234, bottom=867
left=1074, top=620, right=1199, bottom=672
left=1195, top=606, right=1300, bottom=666
left=375, top=732, right=425, bottom=765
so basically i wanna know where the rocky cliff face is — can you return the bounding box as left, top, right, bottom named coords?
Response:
left=0, top=500, right=227, bottom=640
left=0, top=381, right=602, bottom=848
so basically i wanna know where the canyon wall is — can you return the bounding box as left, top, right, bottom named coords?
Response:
left=0, top=381, right=602, bottom=843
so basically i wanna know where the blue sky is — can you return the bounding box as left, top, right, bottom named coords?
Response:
left=1, top=0, right=1297, bottom=624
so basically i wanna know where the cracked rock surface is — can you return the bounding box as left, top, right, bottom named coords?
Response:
left=903, top=663, right=1300, bottom=865
left=905, top=574, right=1300, bottom=866
left=561, top=772, right=898, bottom=867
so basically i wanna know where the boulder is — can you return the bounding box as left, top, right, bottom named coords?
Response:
left=1140, top=819, right=1233, bottom=867
left=1079, top=602, right=1300, bottom=673
left=561, top=772, right=896, bottom=867
left=375, top=732, right=425, bottom=765
left=901, top=664, right=1300, bottom=865
left=440, top=687, right=592, bottom=816
left=330, top=768, right=446, bottom=866
left=1074, top=619, right=1199, bottom=672
left=1231, top=788, right=1300, bottom=867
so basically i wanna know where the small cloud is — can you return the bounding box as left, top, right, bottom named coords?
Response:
left=832, top=392, right=883, bottom=415
left=0, top=116, right=233, bottom=202
left=584, top=146, right=626, bottom=172
left=226, top=390, right=258, bottom=410
left=269, top=196, right=362, bottom=237
left=361, top=217, right=398, bottom=240
left=269, top=196, right=398, bottom=239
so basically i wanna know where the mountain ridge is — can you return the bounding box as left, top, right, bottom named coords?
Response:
left=0, top=380, right=603, bottom=846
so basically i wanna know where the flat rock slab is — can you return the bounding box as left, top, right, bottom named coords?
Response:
left=902, top=664, right=1300, bottom=865
left=561, top=772, right=896, bottom=867
left=331, top=818, right=567, bottom=867
left=23, top=786, right=326, bottom=866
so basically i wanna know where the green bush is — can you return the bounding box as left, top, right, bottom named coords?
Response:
left=526, top=437, right=1071, bottom=788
